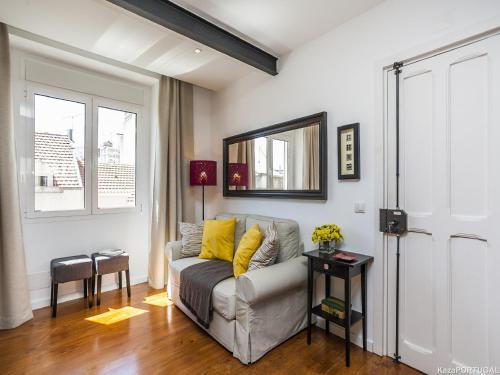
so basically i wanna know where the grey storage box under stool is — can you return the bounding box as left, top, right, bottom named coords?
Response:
left=91, top=252, right=131, bottom=305
left=50, top=255, right=93, bottom=317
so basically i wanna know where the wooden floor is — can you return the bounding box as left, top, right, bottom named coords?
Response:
left=0, top=283, right=421, bottom=375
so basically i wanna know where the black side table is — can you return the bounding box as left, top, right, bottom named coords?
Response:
left=303, top=249, right=373, bottom=367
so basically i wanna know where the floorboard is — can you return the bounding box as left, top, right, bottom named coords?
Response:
left=0, top=283, right=422, bottom=374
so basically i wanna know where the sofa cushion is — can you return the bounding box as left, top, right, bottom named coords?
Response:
left=246, top=216, right=273, bottom=233
left=215, top=213, right=247, bottom=251
left=179, top=222, right=204, bottom=258
left=169, top=257, right=237, bottom=320
left=199, top=218, right=236, bottom=262
left=246, top=215, right=299, bottom=263
left=274, top=219, right=300, bottom=262
left=248, top=222, right=279, bottom=271
left=233, top=224, right=263, bottom=278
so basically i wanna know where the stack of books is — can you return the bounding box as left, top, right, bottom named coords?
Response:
left=321, top=297, right=347, bottom=319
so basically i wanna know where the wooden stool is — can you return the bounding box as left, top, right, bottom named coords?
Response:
left=91, top=252, right=130, bottom=306
left=50, top=255, right=93, bottom=317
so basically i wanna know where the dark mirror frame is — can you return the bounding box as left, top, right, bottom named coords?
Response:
left=223, top=112, right=328, bottom=200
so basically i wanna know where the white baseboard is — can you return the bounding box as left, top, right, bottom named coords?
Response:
left=316, top=317, right=374, bottom=352
left=30, top=274, right=148, bottom=310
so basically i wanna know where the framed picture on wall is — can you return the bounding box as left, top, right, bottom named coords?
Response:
left=337, top=123, right=360, bottom=180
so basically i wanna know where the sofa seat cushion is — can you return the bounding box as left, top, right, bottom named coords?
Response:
left=170, top=257, right=208, bottom=286
left=169, top=257, right=237, bottom=320
left=211, top=278, right=236, bottom=320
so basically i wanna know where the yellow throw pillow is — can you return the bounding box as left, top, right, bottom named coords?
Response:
left=233, top=224, right=263, bottom=278
left=199, top=218, right=236, bottom=262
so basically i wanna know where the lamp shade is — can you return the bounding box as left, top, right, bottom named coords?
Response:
left=228, top=163, right=248, bottom=187
left=190, top=160, right=217, bottom=186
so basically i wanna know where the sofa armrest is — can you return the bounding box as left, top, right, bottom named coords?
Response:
left=236, top=256, right=307, bottom=305
left=165, top=241, right=182, bottom=262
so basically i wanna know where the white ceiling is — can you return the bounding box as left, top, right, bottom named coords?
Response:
left=174, top=0, right=385, bottom=56
left=0, top=0, right=384, bottom=91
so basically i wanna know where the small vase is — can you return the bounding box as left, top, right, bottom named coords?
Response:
left=319, top=241, right=331, bottom=254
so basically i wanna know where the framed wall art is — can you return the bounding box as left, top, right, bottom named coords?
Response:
left=337, top=123, right=360, bottom=180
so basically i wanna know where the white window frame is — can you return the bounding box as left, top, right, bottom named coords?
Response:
left=92, top=97, right=140, bottom=215
left=26, top=83, right=93, bottom=218
left=25, top=83, right=142, bottom=218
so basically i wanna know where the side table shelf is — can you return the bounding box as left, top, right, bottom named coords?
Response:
left=311, top=305, right=364, bottom=328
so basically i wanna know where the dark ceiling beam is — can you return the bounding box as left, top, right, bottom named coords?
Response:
left=107, top=0, right=278, bottom=75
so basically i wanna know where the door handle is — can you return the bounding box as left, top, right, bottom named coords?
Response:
left=450, top=233, right=487, bottom=243
left=407, top=228, right=432, bottom=236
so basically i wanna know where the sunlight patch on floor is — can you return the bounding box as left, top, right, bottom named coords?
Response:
left=86, top=306, right=148, bottom=325
left=142, top=292, right=173, bottom=307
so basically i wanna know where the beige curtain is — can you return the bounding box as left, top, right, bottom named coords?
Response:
left=0, top=23, right=33, bottom=329
left=149, top=76, right=194, bottom=289
left=302, top=124, right=320, bottom=190
left=236, top=140, right=255, bottom=190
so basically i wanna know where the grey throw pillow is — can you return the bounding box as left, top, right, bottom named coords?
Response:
left=179, top=222, right=204, bottom=258
left=248, top=223, right=279, bottom=271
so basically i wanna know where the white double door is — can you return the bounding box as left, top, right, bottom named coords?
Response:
left=386, top=34, right=500, bottom=374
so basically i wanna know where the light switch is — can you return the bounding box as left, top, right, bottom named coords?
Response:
left=354, top=201, right=366, bottom=213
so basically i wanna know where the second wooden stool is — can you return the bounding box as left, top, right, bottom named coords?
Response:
left=91, top=252, right=130, bottom=305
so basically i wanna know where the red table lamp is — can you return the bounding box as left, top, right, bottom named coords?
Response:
left=190, top=160, right=216, bottom=220
left=228, top=163, right=248, bottom=188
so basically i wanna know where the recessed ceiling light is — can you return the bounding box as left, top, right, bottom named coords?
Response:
left=194, top=48, right=202, bottom=54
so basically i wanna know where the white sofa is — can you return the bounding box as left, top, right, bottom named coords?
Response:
left=165, top=213, right=308, bottom=364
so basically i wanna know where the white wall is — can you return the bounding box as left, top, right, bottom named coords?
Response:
left=204, top=0, right=500, bottom=352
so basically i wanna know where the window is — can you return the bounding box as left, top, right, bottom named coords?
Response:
left=254, top=137, right=267, bottom=189
left=34, top=94, right=86, bottom=212
left=97, top=107, right=136, bottom=209
left=253, top=136, right=289, bottom=190
left=272, top=139, right=287, bottom=189
left=28, top=85, right=140, bottom=217
left=39, top=176, right=48, bottom=187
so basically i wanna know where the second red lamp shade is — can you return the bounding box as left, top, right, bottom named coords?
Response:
left=228, top=163, right=248, bottom=187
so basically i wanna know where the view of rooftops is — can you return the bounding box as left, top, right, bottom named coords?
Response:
left=34, top=94, right=86, bottom=212
left=34, top=94, right=136, bottom=212
left=97, top=106, right=136, bottom=209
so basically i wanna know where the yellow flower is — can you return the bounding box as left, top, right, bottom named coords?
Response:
left=311, top=224, right=343, bottom=244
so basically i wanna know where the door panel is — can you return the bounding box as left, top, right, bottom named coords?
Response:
left=449, top=238, right=489, bottom=367
left=403, top=70, right=433, bottom=216
left=449, top=54, right=488, bottom=218
left=403, top=233, right=434, bottom=352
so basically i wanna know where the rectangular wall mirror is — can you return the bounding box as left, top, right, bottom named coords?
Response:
left=223, top=112, right=327, bottom=199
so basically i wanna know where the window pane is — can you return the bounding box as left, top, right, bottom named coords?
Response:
left=254, top=137, right=267, bottom=189
left=272, top=139, right=288, bottom=189
left=97, top=107, right=136, bottom=209
left=34, top=94, right=86, bottom=212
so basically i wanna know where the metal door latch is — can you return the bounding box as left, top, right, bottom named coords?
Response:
left=379, top=209, right=408, bottom=235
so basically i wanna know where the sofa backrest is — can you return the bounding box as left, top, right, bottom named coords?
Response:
left=215, top=213, right=300, bottom=263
